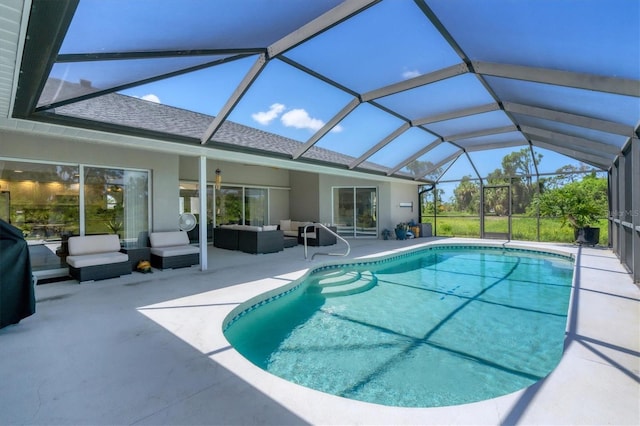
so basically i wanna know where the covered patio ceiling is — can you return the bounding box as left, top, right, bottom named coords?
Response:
left=10, top=0, right=640, bottom=183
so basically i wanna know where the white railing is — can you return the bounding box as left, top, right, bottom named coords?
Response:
left=302, top=223, right=351, bottom=260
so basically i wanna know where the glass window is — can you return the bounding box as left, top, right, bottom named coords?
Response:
left=0, top=160, right=80, bottom=241
left=179, top=181, right=214, bottom=242
left=245, top=188, right=268, bottom=226
left=83, top=166, right=148, bottom=244
left=216, top=187, right=242, bottom=225
left=215, top=186, right=269, bottom=227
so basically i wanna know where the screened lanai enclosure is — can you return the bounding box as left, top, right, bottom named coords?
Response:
left=4, top=0, right=639, bottom=281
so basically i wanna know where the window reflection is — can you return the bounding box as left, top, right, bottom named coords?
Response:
left=84, top=167, right=149, bottom=243
left=0, top=161, right=79, bottom=241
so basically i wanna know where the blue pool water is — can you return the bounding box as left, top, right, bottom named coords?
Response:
left=224, top=245, right=574, bottom=407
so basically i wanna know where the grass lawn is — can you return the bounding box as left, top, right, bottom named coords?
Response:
left=423, top=216, right=609, bottom=245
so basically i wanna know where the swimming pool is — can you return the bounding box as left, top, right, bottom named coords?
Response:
left=223, top=244, right=574, bottom=408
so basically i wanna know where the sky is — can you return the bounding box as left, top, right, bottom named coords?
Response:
left=50, top=0, right=636, bottom=182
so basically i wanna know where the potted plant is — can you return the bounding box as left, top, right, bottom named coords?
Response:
left=395, top=223, right=408, bottom=240
left=533, top=175, right=607, bottom=246
left=381, top=229, right=392, bottom=240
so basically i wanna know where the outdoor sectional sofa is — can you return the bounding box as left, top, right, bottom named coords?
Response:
left=213, top=225, right=284, bottom=254
left=66, top=234, right=131, bottom=282
left=279, top=220, right=337, bottom=246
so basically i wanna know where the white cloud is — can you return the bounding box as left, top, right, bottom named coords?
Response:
left=402, top=69, right=421, bottom=79
left=253, top=104, right=344, bottom=133
left=141, top=94, right=161, bottom=103
left=281, top=108, right=325, bottom=132
left=252, top=103, right=285, bottom=125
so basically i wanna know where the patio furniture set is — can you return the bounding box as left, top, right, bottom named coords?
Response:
left=213, top=221, right=337, bottom=254
left=66, top=231, right=199, bottom=282
left=64, top=222, right=337, bottom=282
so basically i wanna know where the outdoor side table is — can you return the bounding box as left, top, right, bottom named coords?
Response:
left=120, top=246, right=151, bottom=271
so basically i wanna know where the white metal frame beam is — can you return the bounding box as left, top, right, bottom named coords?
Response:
left=293, top=97, right=361, bottom=159
left=531, top=139, right=610, bottom=169
left=474, top=61, right=639, bottom=97
left=268, top=0, right=380, bottom=57
left=504, top=102, right=633, bottom=137
left=200, top=54, right=267, bottom=144
left=416, top=151, right=463, bottom=180
left=464, top=140, right=528, bottom=152
left=446, top=125, right=517, bottom=142
left=521, top=125, right=620, bottom=157
left=349, top=122, right=411, bottom=169
left=361, top=63, right=468, bottom=102
left=387, top=138, right=441, bottom=175
left=413, top=103, right=499, bottom=126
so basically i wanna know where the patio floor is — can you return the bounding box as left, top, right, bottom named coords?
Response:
left=0, top=238, right=638, bottom=425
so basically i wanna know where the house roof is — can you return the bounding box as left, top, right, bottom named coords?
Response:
left=3, top=0, right=639, bottom=183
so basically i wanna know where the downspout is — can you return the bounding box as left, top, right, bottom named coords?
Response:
left=419, top=184, right=435, bottom=235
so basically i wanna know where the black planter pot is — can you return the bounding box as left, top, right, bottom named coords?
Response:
left=574, top=227, right=600, bottom=246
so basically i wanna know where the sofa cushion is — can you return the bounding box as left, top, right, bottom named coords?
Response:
left=291, top=221, right=312, bottom=230
left=151, top=245, right=199, bottom=257
left=67, top=252, right=129, bottom=268
left=263, top=224, right=278, bottom=231
left=149, top=231, right=190, bottom=248
left=68, top=234, right=121, bottom=256
left=220, top=224, right=263, bottom=232
left=279, top=219, right=291, bottom=231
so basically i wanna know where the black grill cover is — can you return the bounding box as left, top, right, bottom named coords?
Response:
left=0, top=219, right=35, bottom=329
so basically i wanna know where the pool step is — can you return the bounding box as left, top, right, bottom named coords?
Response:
left=315, top=270, right=362, bottom=287
left=319, top=271, right=377, bottom=297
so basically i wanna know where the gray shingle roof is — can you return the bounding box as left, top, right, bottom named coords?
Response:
left=54, top=87, right=390, bottom=174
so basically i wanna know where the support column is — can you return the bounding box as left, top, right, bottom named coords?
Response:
left=632, top=138, right=640, bottom=283
left=611, top=163, right=619, bottom=254
left=617, top=155, right=626, bottom=264
left=199, top=156, right=208, bottom=271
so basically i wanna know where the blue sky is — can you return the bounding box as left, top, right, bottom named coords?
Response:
left=52, top=0, right=635, bottom=181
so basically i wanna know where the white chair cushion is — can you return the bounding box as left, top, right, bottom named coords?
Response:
left=68, top=234, right=121, bottom=256
left=67, top=252, right=128, bottom=268
left=149, top=231, right=190, bottom=248
left=151, top=245, right=199, bottom=257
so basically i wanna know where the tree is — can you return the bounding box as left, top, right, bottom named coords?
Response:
left=453, top=175, right=479, bottom=214
left=483, top=148, right=541, bottom=214
left=421, top=187, right=444, bottom=216
left=546, top=164, right=593, bottom=188
left=532, top=173, right=607, bottom=229
left=406, top=160, right=443, bottom=181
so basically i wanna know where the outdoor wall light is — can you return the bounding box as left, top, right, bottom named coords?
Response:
left=215, top=168, right=222, bottom=190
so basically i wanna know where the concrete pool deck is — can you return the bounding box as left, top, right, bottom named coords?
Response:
left=0, top=237, right=638, bottom=425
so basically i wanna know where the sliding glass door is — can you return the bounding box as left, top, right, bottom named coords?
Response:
left=215, top=186, right=268, bottom=226
left=84, top=166, right=149, bottom=243
left=245, top=187, right=268, bottom=226
left=332, top=187, right=377, bottom=238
